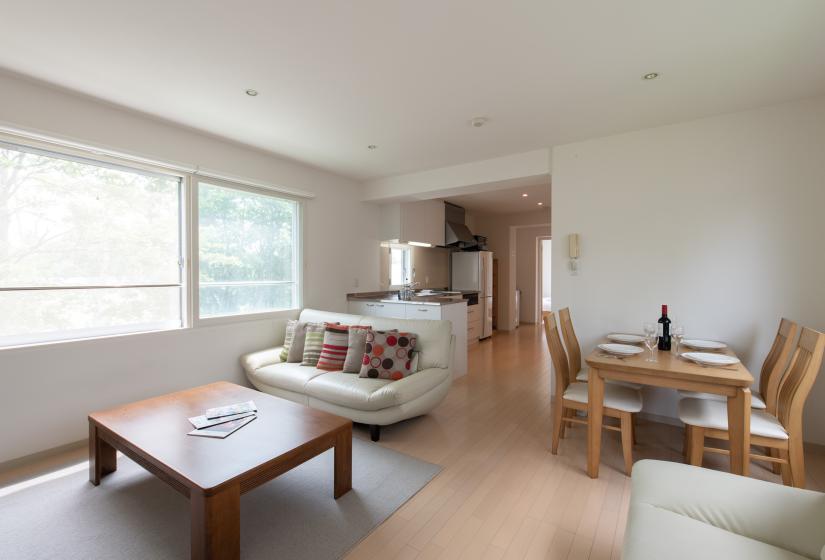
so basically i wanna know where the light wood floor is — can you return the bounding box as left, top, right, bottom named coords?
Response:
left=2, top=324, right=824, bottom=559
left=344, top=324, right=825, bottom=560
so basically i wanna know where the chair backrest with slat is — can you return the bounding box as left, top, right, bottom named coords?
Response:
left=776, top=327, right=825, bottom=434
left=558, top=307, right=581, bottom=384
left=759, top=318, right=798, bottom=414
left=542, top=311, right=572, bottom=399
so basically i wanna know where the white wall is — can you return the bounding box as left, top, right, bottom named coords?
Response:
left=551, top=95, right=825, bottom=444
left=0, top=71, right=380, bottom=463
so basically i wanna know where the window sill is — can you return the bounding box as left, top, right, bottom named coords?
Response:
left=194, top=308, right=300, bottom=328
left=0, top=310, right=300, bottom=353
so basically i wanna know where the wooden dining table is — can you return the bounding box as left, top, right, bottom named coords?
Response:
left=584, top=344, right=754, bottom=478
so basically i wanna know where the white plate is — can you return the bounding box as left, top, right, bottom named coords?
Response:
left=598, top=343, right=644, bottom=356
left=607, top=333, right=645, bottom=344
left=681, top=339, right=727, bottom=350
left=681, top=352, right=740, bottom=367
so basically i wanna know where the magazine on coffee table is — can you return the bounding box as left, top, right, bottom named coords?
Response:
left=188, top=410, right=256, bottom=430
left=204, top=400, right=257, bottom=420
left=187, top=415, right=256, bottom=438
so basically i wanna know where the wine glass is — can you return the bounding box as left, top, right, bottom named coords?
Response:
left=643, top=322, right=658, bottom=362
left=671, top=324, right=685, bottom=355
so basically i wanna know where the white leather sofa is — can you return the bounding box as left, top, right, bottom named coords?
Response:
left=241, top=308, right=454, bottom=441
left=624, top=460, right=825, bottom=560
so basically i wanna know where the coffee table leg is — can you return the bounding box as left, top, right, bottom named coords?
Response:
left=191, top=485, right=240, bottom=560
left=89, top=422, right=117, bottom=485
left=334, top=424, right=352, bottom=499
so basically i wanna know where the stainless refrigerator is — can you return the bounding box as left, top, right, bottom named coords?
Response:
left=451, top=251, right=493, bottom=339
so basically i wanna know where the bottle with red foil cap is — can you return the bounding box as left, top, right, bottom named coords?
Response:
left=657, top=305, right=672, bottom=351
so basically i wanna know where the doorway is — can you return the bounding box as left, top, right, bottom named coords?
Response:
left=537, top=237, right=551, bottom=320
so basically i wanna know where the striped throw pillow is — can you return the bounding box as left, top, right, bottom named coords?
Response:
left=279, top=319, right=299, bottom=362
left=317, top=324, right=351, bottom=371
left=300, top=323, right=327, bottom=367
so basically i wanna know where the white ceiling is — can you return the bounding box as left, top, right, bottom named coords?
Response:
left=446, top=183, right=549, bottom=215
left=1, top=1, right=824, bottom=181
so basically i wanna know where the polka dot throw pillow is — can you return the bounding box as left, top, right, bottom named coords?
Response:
left=358, top=329, right=418, bottom=381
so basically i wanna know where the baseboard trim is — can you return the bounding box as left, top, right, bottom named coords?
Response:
left=0, top=439, right=86, bottom=473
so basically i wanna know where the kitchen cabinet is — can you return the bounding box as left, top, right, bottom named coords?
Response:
left=380, top=200, right=445, bottom=247
left=404, top=305, right=441, bottom=320
left=347, top=301, right=406, bottom=319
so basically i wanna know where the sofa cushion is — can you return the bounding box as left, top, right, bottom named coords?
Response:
left=301, top=323, right=326, bottom=366
left=359, top=330, right=417, bottom=380
left=295, top=310, right=452, bottom=370
left=279, top=320, right=297, bottom=362
left=286, top=321, right=309, bottom=363
left=306, top=368, right=450, bottom=411
left=249, top=362, right=328, bottom=394
left=317, top=323, right=350, bottom=371
left=355, top=317, right=451, bottom=370
left=343, top=325, right=372, bottom=373
left=628, top=460, right=825, bottom=560
left=624, top=503, right=810, bottom=560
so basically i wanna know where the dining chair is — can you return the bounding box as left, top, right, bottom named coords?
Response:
left=558, top=307, right=643, bottom=391
left=543, top=311, right=643, bottom=475
left=677, top=318, right=798, bottom=412
left=678, top=326, right=825, bottom=488
left=677, top=318, right=798, bottom=471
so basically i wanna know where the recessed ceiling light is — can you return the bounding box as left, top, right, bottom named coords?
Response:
left=245, top=89, right=259, bottom=96
left=470, top=117, right=489, bottom=128
left=367, top=145, right=378, bottom=150
left=642, top=72, right=659, bottom=80
left=537, top=202, right=544, bottom=206
left=521, top=193, right=528, bottom=198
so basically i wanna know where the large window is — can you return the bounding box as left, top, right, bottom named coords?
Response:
left=198, top=182, right=299, bottom=318
left=0, top=142, right=183, bottom=346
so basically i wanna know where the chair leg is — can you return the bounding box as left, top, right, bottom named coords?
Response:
left=778, top=449, right=793, bottom=486
left=788, top=435, right=806, bottom=488
left=620, top=412, right=634, bottom=476
left=682, top=425, right=690, bottom=461
left=765, top=447, right=782, bottom=475
left=560, top=409, right=572, bottom=439
left=687, top=426, right=704, bottom=467
left=551, top=399, right=564, bottom=454
left=631, top=414, right=638, bottom=446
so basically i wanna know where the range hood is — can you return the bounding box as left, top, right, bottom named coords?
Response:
left=445, top=202, right=475, bottom=245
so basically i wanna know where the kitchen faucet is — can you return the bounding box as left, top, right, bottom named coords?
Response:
left=400, top=281, right=420, bottom=300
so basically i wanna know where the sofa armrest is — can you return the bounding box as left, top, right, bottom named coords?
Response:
left=629, top=460, right=825, bottom=559
left=373, top=366, right=452, bottom=406
left=240, top=346, right=285, bottom=374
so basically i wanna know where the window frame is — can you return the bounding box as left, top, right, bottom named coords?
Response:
left=191, top=176, right=304, bottom=328
left=0, top=131, right=305, bottom=349
left=386, top=245, right=413, bottom=289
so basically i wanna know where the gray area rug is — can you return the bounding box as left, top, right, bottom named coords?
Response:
left=0, top=439, right=439, bottom=559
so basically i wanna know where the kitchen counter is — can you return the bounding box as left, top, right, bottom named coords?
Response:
left=346, top=291, right=466, bottom=306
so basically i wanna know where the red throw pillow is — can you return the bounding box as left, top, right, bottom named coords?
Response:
left=358, top=329, right=418, bottom=381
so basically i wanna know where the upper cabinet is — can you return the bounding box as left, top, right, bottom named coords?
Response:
left=380, top=200, right=445, bottom=247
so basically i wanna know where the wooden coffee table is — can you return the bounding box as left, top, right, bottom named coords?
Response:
left=88, top=381, right=352, bottom=560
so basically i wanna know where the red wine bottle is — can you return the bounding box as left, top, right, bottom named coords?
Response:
left=658, top=305, right=671, bottom=350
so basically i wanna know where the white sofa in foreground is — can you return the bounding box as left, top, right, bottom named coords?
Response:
left=624, top=460, right=825, bottom=560
left=241, top=308, right=454, bottom=441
